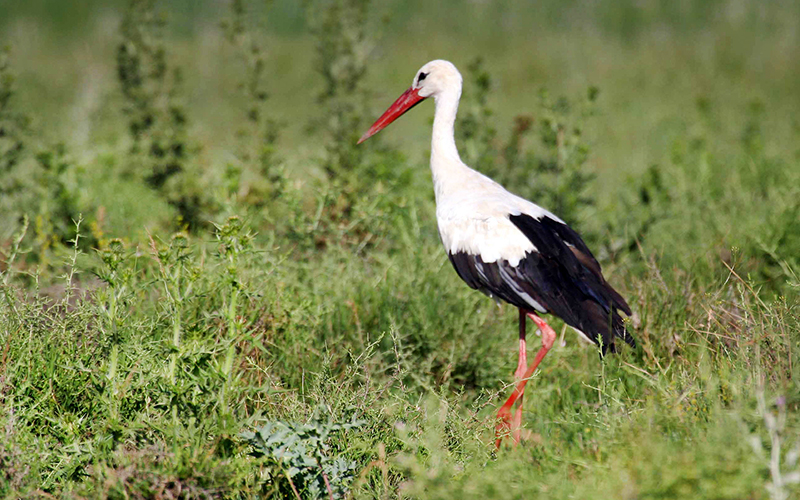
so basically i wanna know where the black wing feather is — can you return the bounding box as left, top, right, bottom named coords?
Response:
left=446, top=213, right=635, bottom=354
left=532, top=216, right=631, bottom=315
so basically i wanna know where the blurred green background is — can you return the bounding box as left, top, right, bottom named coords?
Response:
left=4, top=0, right=799, bottom=171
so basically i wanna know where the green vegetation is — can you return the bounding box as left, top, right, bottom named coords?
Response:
left=1, top=0, right=800, bottom=498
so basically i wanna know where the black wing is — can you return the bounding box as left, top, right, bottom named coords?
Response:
left=447, top=213, right=634, bottom=354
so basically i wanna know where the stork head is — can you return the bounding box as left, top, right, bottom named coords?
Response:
left=412, top=59, right=463, bottom=99
left=358, top=59, right=462, bottom=144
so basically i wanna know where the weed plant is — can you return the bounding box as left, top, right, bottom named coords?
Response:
left=300, top=0, right=415, bottom=255
left=117, top=0, right=210, bottom=230
left=0, top=47, right=32, bottom=233
left=219, top=0, right=286, bottom=215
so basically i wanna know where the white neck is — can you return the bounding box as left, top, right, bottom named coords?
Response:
left=430, top=86, right=469, bottom=203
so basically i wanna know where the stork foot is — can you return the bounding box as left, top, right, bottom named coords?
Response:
left=495, top=404, right=515, bottom=448
left=494, top=312, right=556, bottom=449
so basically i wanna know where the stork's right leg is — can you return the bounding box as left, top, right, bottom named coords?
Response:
left=495, top=312, right=557, bottom=449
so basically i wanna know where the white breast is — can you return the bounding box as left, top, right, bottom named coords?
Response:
left=435, top=171, right=561, bottom=267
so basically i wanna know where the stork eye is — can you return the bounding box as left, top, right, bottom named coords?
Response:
left=417, top=72, right=428, bottom=83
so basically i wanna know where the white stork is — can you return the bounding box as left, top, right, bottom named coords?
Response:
left=358, top=60, right=635, bottom=446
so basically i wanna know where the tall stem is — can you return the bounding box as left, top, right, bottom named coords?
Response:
left=170, top=310, right=181, bottom=385
left=220, top=285, right=239, bottom=412
left=107, top=295, right=119, bottom=379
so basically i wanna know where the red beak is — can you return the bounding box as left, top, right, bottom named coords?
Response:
left=358, top=87, right=425, bottom=144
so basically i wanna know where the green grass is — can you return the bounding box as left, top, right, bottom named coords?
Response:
left=1, top=0, right=800, bottom=498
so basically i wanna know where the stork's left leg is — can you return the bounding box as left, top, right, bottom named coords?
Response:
left=512, top=309, right=527, bottom=444
left=496, top=312, right=557, bottom=448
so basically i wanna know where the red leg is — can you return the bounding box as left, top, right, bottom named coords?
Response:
left=496, top=312, right=557, bottom=449
left=512, top=309, right=527, bottom=444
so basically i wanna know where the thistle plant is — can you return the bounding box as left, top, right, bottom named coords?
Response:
left=297, top=0, right=413, bottom=254
left=34, top=143, right=88, bottom=254
left=94, top=238, right=135, bottom=420
left=0, top=216, right=29, bottom=317
left=117, top=0, right=187, bottom=190
left=117, top=0, right=208, bottom=230
left=220, top=0, right=285, bottom=208
left=306, top=0, right=371, bottom=180
left=306, top=0, right=404, bottom=194
left=0, top=46, right=30, bottom=191
left=532, top=86, right=599, bottom=226
left=241, top=408, right=365, bottom=499
left=149, top=231, right=199, bottom=451
left=213, top=215, right=255, bottom=411
left=151, top=232, right=195, bottom=384
left=0, top=46, right=33, bottom=228
left=60, top=216, right=83, bottom=314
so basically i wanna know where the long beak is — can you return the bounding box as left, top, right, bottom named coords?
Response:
left=358, top=87, right=425, bottom=144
